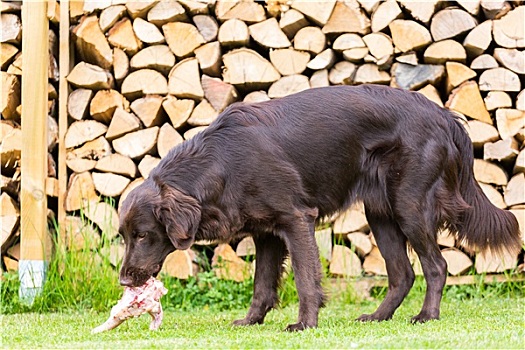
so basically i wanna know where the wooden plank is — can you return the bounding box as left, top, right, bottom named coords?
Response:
left=58, top=0, right=71, bottom=246
left=19, top=0, right=49, bottom=303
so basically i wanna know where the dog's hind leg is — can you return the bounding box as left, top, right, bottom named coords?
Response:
left=233, top=235, right=287, bottom=326
left=356, top=210, right=414, bottom=322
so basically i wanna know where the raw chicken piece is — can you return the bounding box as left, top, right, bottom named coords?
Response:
left=92, top=277, right=168, bottom=334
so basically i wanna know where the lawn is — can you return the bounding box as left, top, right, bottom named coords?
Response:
left=2, top=295, right=523, bottom=349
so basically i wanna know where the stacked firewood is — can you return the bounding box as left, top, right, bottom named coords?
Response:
left=3, top=1, right=524, bottom=279
left=1, top=1, right=60, bottom=271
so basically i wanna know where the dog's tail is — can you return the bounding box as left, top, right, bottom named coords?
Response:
left=445, top=113, right=522, bottom=255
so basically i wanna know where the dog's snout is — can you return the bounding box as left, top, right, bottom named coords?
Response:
left=119, top=276, right=133, bottom=287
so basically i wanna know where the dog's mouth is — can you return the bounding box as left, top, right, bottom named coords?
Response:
left=122, top=264, right=162, bottom=287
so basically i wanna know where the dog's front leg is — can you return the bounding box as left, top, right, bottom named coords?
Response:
left=279, top=209, right=325, bottom=332
left=233, top=235, right=288, bottom=326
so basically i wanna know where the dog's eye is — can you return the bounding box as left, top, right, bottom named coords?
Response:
left=137, top=232, right=147, bottom=239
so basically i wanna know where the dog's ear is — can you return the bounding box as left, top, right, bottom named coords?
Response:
left=154, top=186, right=201, bottom=250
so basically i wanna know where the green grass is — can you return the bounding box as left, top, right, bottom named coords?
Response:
left=1, top=295, right=523, bottom=349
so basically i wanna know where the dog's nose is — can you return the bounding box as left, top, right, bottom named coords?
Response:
left=119, top=276, right=133, bottom=287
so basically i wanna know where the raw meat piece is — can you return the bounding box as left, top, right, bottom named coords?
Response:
left=92, top=277, right=168, bottom=334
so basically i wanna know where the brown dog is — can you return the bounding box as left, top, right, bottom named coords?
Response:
left=118, top=85, right=521, bottom=331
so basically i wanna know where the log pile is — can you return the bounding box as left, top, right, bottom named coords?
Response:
left=4, top=1, right=524, bottom=280
left=1, top=1, right=59, bottom=271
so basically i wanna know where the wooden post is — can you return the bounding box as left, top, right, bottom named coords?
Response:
left=19, top=0, right=49, bottom=304
left=58, top=0, right=71, bottom=246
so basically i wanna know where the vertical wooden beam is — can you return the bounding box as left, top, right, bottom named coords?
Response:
left=58, top=0, right=71, bottom=246
left=19, top=0, right=49, bottom=303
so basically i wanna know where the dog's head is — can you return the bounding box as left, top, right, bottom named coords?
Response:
left=118, top=180, right=201, bottom=287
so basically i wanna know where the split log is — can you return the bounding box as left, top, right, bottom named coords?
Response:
left=1, top=72, right=20, bottom=120
left=222, top=48, right=280, bottom=90
left=479, top=182, right=506, bottom=209
left=132, top=18, right=165, bottom=45
left=354, top=64, right=390, bottom=85
left=315, top=228, right=332, bottom=262
left=95, top=153, right=138, bottom=178
left=279, top=9, right=309, bottom=38
left=130, top=45, right=174, bottom=75
left=463, top=20, right=493, bottom=57
left=424, top=40, right=467, bottom=65
left=390, top=63, right=444, bottom=90
left=363, top=247, right=387, bottom=276
left=470, top=54, right=499, bottom=70
left=333, top=202, right=369, bottom=234
left=64, top=120, right=108, bottom=149
left=130, top=95, right=166, bottom=128
left=217, top=19, right=250, bottom=48
left=147, top=0, right=188, bottom=26
left=236, top=236, right=256, bottom=257
left=244, top=90, right=270, bottom=103
left=495, top=109, right=525, bottom=140
left=398, top=0, right=437, bottom=25
left=92, top=172, right=131, bottom=197
left=437, top=229, right=456, bottom=248
left=445, top=62, right=476, bottom=93
left=193, top=15, right=218, bottom=43
left=121, top=69, right=168, bottom=100
left=430, top=8, right=477, bottom=41
left=363, top=33, right=393, bottom=64
left=157, top=123, right=184, bottom=158
left=417, top=84, right=443, bottom=107
left=194, top=41, right=222, bottom=77
left=187, top=99, right=218, bottom=126
left=347, top=232, right=372, bottom=257
left=481, top=0, right=511, bottom=19
left=184, top=126, right=208, bottom=140
left=1, top=13, right=22, bottom=44
left=83, top=201, right=119, bottom=241
left=479, top=67, right=521, bottom=92
left=518, top=90, right=525, bottom=111
left=6, top=52, right=21, bottom=75
left=445, top=81, right=491, bottom=124
left=330, top=245, right=362, bottom=277
left=328, top=62, right=356, bottom=86
left=1, top=192, right=19, bottom=254
left=215, top=1, right=266, bottom=24
left=307, top=49, right=336, bottom=70
left=287, top=1, right=334, bottom=26
left=162, top=96, right=194, bottom=129
left=163, top=22, right=205, bottom=58
left=65, top=171, right=99, bottom=212
left=0, top=1, right=21, bottom=12
left=138, top=155, right=161, bottom=179
left=66, top=136, right=112, bottom=173
left=473, top=159, right=508, bottom=186
left=108, top=17, right=142, bottom=56
left=311, top=69, right=330, bottom=87
left=1, top=43, right=18, bottom=70
left=484, top=138, right=518, bottom=163
left=118, top=178, right=144, bottom=213
left=105, top=108, right=141, bottom=141
left=396, top=52, right=418, bottom=66
left=202, top=75, right=238, bottom=112
left=293, top=26, right=326, bottom=55
left=249, top=17, right=291, bottom=49
left=504, top=173, right=525, bottom=207
left=475, top=249, right=518, bottom=273
left=492, top=6, right=525, bottom=48
left=322, top=1, right=370, bottom=35
left=389, top=20, right=432, bottom=53
left=0, top=128, right=21, bottom=172
left=90, top=89, right=128, bottom=124
left=178, top=0, right=209, bottom=16
left=112, top=126, right=159, bottom=159
left=466, top=120, right=499, bottom=148
left=113, top=47, right=129, bottom=84
left=99, top=5, right=127, bottom=33
left=125, top=1, right=157, bottom=20
left=493, top=48, right=525, bottom=74
left=371, top=0, right=402, bottom=33
left=57, top=214, right=98, bottom=255
left=67, top=62, right=114, bottom=90
left=269, top=48, right=310, bottom=76
left=456, top=0, right=480, bottom=16
left=268, top=75, right=310, bottom=99
left=168, top=58, right=204, bottom=100
left=73, top=15, right=113, bottom=70
left=212, top=243, right=252, bottom=282
left=68, top=89, right=92, bottom=121
left=162, top=250, right=196, bottom=279
left=441, top=248, right=473, bottom=275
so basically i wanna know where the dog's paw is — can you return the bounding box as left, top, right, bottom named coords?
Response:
left=284, top=322, right=313, bottom=332
left=410, top=312, right=439, bottom=324
left=232, top=318, right=262, bottom=326
left=356, top=313, right=392, bottom=322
